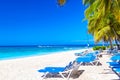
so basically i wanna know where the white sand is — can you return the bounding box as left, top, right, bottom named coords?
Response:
left=0, top=49, right=87, bottom=80
left=0, top=49, right=119, bottom=80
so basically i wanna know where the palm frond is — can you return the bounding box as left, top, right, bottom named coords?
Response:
left=83, top=0, right=95, bottom=5
left=58, top=0, right=66, bottom=6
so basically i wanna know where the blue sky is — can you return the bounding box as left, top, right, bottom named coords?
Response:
left=0, top=0, right=94, bottom=45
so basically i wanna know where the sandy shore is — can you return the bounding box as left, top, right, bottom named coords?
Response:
left=0, top=49, right=119, bottom=80
left=0, top=49, right=86, bottom=80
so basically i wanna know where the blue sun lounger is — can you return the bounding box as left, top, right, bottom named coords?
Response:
left=108, top=62, right=120, bottom=68
left=74, top=52, right=84, bottom=56
left=38, top=67, right=70, bottom=79
left=113, top=68, right=120, bottom=73
left=76, top=54, right=97, bottom=65
left=108, top=55, right=120, bottom=77
left=112, top=67, right=120, bottom=77
left=38, top=61, right=79, bottom=80
left=111, top=55, right=120, bottom=61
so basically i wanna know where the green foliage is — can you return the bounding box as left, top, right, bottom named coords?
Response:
left=57, top=0, right=120, bottom=47
left=85, top=0, right=120, bottom=44
left=93, top=46, right=106, bottom=50
left=102, top=46, right=106, bottom=50
left=113, top=44, right=117, bottom=46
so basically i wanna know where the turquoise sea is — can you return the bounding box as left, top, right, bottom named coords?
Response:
left=0, top=45, right=89, bottom=60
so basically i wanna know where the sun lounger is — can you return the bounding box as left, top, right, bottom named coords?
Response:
left=110, top=55, right=120, bottom=62
left=74, top=52, right=84, bottom=56
left=113, top=68, right=120, bottom=73
left=74, top=50, right=89, bottom=56
left=38, top=61, right=79, bottom=80
left=76, top=54, right=99, bottom=66
left=107, top=62, right=120, bottom=68
left=108, top=54, right=120, bottom=77
left=76, top=51, right=101, bottom=66
left=112, top=68, right=120, bottom=77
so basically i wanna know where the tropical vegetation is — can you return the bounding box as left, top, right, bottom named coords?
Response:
left=58, top=0, right=120, bottom=50
left=93, top=46, right=106, bottom=50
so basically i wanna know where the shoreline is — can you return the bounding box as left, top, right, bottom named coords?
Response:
left=0, top=48, right=88, bottom=61
left=0, top=48, right=88, bottom=80
left=0, top=48, right=119, bottom=80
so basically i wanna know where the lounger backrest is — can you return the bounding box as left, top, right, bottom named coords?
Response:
left=65, top=61, right=73, bottom=70
left=65, top=61, right=80, bottom=70
left=70, top=62, right=80, bottom=76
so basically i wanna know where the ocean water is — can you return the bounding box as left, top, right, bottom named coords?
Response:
left=0, top=45, right=88, bottom=60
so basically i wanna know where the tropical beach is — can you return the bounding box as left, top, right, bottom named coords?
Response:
left=0, top=49, right=82, bottom=80
left=0, top=0, right=120, bottom=80
left=0, top=48, right=119, bottom=80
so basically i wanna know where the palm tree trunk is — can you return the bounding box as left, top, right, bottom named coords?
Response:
left=111, top=27, right=120, bottom=41
left=115, top=38, right=120, bottom=50
left=108, top=36, right=113, bottom=50
left=111, top=27, right=120, bottom=50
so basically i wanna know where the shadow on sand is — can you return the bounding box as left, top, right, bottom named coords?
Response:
left=44, top=70, right=85, bottom=79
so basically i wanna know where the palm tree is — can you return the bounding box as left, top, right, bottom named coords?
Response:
left=58, top=0, right=120, bottom=49
left=82, top=0, right=120, bottom=49
left=57, top=0, right=66, bottom=6
left=58, top=0, right=95, bottom=6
